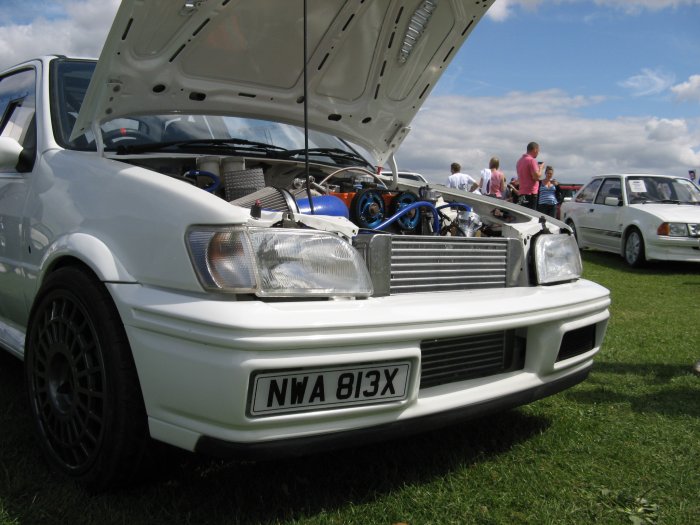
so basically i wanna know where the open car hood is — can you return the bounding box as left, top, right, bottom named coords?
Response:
left=73, top=0, right=494, bottom=164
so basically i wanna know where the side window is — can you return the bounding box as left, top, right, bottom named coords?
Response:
left=575, top=179, right=603, bottom=203
left=0, top=68, right=36, bottom=146
left=594, top=178, right=622, bottom=205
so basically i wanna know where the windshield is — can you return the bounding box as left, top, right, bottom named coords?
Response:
left=50, top=59, right=372, bottom=168
left=625, top=176, right=700, bottom=204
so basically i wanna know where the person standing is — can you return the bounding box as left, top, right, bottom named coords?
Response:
left=478, top=167, right=491, bottom=195
left=516, top=142, right=544, bottom=209
left=537, top=165, right=560, bottom=217
left=486, top=157, right=505, bottom=198
left=506, top=177, right=519, bottom=203
left=447, top=162, right=477, bottom=192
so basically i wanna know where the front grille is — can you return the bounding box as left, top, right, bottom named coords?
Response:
left=420, top=331, right=524, bottom=389
left=390, top=236, right=509, bottom=294
left=556, top=324, right=596, bottom=362
left=353, top=234, right=521, bottom=296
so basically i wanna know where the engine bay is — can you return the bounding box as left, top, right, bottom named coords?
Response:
left=124, top=154, right=535, bottom=240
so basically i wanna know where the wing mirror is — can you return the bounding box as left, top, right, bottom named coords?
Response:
left=604, top=196, right=622, bottom=207
left=0, top=137, right=23, bottom=170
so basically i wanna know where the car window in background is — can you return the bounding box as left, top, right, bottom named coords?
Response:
left=0, top=68, right=36, bottom=145
left=625, top=176, right=700, bottom=203
left=674, top=178, right=700, bottom=203
left=559, top=185, right=582, bottom=200
left=594, top=178, right=622, bottom=205
left=575, top=179, right=602, bottom=203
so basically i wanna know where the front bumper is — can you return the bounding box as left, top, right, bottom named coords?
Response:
left=646, top=235, right=700, bottom=262
left=196, top=366, right=591, bottom=460
left=108, top=279, right=610, bottom=453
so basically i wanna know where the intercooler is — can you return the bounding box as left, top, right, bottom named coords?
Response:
left=420, top=330, right=525, bottom=389
left=353, top=234, right=525, bottom=296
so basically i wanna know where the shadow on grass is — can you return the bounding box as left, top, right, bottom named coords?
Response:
left=581, top=250, right=700, bottom=277
left=564, top=360, right=700, bottom=418
left=0, top=350, right=551, bottom=525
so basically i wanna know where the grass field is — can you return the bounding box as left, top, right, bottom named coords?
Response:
left=1, top=251, right=698, bottom=525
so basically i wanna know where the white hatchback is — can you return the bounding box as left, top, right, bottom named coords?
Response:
left=0, top=0, right=610, bottom=490
left=560, top=174, right=700, bottom=266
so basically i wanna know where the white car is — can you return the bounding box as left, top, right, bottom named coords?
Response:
left=0, top=0, right=610, bottom=489
left=395, top=171, right=429, bottom=184
left=560, top=174, right=700, bottom=266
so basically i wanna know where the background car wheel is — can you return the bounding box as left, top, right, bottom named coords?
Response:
left=25, top=266, right=148, bottom=490
left=624, top=228, right=646, bottom=267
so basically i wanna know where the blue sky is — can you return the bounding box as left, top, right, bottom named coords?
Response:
left=449, top=1, right=700, bottom=120
left=1, top=0, right=699, bottom=183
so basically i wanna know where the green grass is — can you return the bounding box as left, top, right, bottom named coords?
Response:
left=1, top=251, right=698, bottom=524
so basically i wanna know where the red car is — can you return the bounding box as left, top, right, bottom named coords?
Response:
left=556, top=183, right=583, bottom=219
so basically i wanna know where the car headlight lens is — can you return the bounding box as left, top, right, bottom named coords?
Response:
left=657, top=222, right=689, bottom=237
left=187, top=227, right=373, bottom=297
left=533, top=234, right=582, bottom=285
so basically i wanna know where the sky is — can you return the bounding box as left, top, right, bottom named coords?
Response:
left=1, top=0, right=699, bottom=184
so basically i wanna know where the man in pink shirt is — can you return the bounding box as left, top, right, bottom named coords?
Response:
left=516, top=142, right=544, bottom=209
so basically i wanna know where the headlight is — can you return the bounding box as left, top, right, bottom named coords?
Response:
left=657, top=222, right=688, bottom=237
left=187, top=227, right=373, bottom=297
left=533, top=234, right=582, bottom=285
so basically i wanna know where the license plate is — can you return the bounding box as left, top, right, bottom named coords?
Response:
left=249, top=362, right=411, bottom=417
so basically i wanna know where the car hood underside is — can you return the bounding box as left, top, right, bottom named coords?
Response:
left=73, top=0, right=494, bottom=164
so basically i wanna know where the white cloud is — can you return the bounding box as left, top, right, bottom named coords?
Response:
left=671, top=75, right=700, bottom=102
left=486, top=0, right=543, bottom=21
left=486, top=0, right=700, bottom=20
left=396, top=91, right=700, bottom=184
left=618, top=69, right=676, bottom=97
left=645, top=118, right=688, bottom=141
left=593, top=0, right=700, bottom=13
left=0, top=0, right=119, bottom=70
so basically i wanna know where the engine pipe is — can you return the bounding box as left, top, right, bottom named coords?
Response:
left=373, top=201, right=441, bottom=233
left=182, top=169, right=221, bottom=193
left=436, top=202, right=472, bottom=213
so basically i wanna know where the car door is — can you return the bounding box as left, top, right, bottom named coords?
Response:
left=0, top=67, right=36, bottom=339
left=585, top=177, right=623, bottom=251
left=569, top=178, right=602, bottom=246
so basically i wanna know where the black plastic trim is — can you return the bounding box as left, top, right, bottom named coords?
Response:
left=194, top=366, right=591, bottom=460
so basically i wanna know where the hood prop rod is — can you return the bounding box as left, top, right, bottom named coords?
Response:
left=302, top=0, right=315, bottom=214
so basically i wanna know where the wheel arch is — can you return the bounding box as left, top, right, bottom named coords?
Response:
left=38, top=232, right=135, bottom=286
left=620, top=223, right=644, bottom=258
left=564, top=218, right=580, bottom=246
left=24, top=264, right=149, bottom=489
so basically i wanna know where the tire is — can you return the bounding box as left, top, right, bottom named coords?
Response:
left=624, top=228, right=646, bottom=267
left=25, top=266, right=148, bottom=491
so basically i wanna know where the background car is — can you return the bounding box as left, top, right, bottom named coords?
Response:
left=377, top=170, right=429, bottom=186
left=560, top=174, right=700, bottom=266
